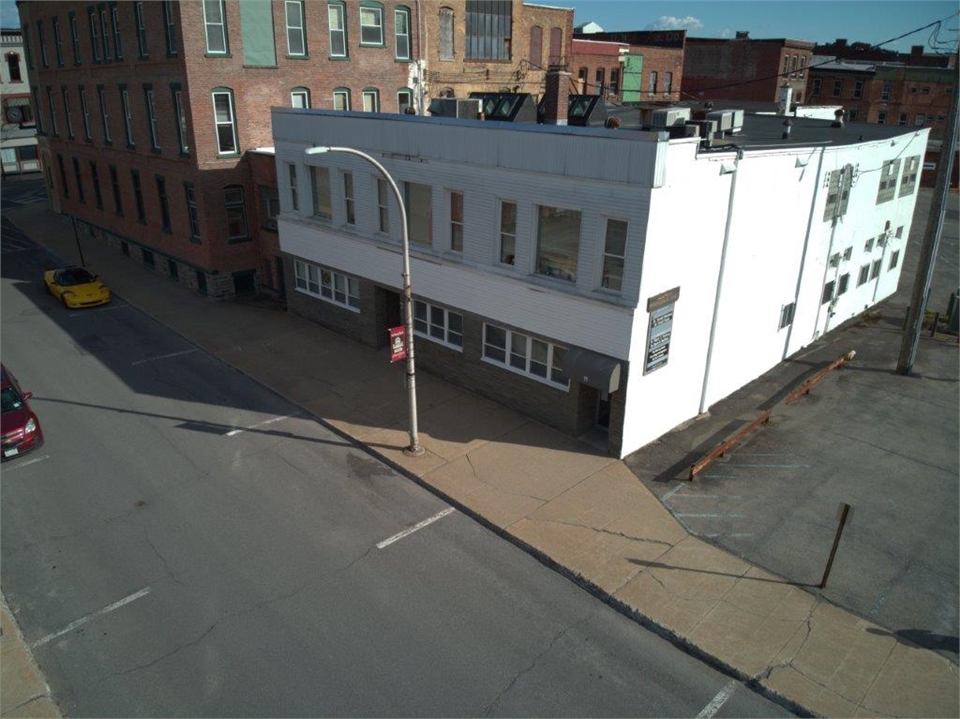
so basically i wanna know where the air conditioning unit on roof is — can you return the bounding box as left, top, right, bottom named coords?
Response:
left=650, top=107, right=691, bottom=129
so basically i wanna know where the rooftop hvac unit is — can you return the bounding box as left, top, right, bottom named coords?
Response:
left=650, top=107, right=691, bottom=129
left=427, top=98, right=483, bottom=119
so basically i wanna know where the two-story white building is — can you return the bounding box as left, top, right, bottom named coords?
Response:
left=270, top=100, right=927, bottom=458
left=1, top=27, right=40, bottom=176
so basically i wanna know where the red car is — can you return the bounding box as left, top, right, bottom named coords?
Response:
left=1, top=364, right=44, bottom=461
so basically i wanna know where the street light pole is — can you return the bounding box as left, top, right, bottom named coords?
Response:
left=305, top=145, right=423, bottom=456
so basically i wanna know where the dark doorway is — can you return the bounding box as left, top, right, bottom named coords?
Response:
left=233, top=270, right=256, bottom=296
left=596, top=395, right=611, bottom=431
left=375, top=287, right=402, bottom=348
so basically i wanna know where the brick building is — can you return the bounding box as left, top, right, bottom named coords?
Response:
left=571, top=30, right=685, bottom=103
left=682, top=33, right=814, bottom=104
left=18, top=0, right=573, bottom=299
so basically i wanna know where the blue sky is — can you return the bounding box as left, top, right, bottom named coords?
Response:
left=2, top=1, right=957, bottom=54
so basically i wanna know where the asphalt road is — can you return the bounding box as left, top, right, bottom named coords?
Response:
left=1, top=219, right=791, bottom=716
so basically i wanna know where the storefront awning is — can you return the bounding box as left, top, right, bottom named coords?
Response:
left=560, top=349, right=621, bottom=394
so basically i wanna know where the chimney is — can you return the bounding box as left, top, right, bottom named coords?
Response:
left=543, top=65, right=571, bottom=126
left=910, top=45, right=924, bottom=57
left=836, top=38, right=847, bottom=48
left=735, top=31, right=749, bottom=40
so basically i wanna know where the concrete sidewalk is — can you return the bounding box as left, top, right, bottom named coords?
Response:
left=3, top=201, right=959, bottom=718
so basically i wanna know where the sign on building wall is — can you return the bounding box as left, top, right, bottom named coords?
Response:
left=644, top=287, right=680, bottom=374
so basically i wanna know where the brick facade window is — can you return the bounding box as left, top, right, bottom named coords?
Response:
left=135, top=2, right=148, bottom=57
left=212, top=89, right=238, bottom=154
left=439, top=7, right=454, bottom=60
left=224, top=186, right=248, bottom=240
left=184, top=182, right=201, bottom=240
left=333, top=87, right=351, bottom=110
left=395, top=7, right=410, bottom=60
left=163, top=1, right=177, bottom=55
left=203, top=0, right=228, bottom=54
left=69, top=13, right=81, bottom=64
left=328, top=3, right=347, bottom=58
left=291, top=87, right=310, bottom=108
left=53, top=16, right=64, bottom=66
left=465, top=0, right=510, bottom=60
left=286, top=1, right=306, bottom=56
left=529, top=25, right=542, bottom=67
left=362, top=88, right=380, bottom=112
left=360, top=3, right=384, bottom=46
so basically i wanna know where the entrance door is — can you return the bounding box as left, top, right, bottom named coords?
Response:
left=596, top=395, right=611, bottom=432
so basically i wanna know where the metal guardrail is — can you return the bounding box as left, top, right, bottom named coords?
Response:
left=688, top=410, right=771, bottom=481
left=785, top=350, right=856, bottom=404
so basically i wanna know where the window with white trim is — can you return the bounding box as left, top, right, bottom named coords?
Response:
left=449, top=190, right=463, bottom=252
left=135, top=2, right=148, bottom=57
left=395, top=7, right=410, bottom=59
left=360, top=5, right=383, bottom=45
left=499, top=200, right=516, bottom=265
left=88, top=10, right=101, bottom=62
left=404, top=181, right=432, bottom=246
left=343, top=171, right=355, bottom=225
left=224, top=186, right=248, bottom=239
left=310, top=166, right=332, bottom=218
left=899, top=156, right=920, bottom=197
left=362, top=88, right=380, bottom=112
left=876, top=159, right=900, bottom=204
left=328, top=3, right=346, bottom=57
left=398, top=89, right=413, bottom=113
left=79, top=87, right=91, bottom=139
left=601, top=218, right=627, bottom=291
left=333, top=88, right=350, bottom=110
left=291, top=88, right=310, bottom=108
left=536, top=205, right=581, bottom=282
left=185, top=182, right=200, bottom=239
left=376, top=177, right=389, bottom=232
left=70, top=14, right=81, bottom=63
left=53, top=16, right=64, bottom=66
left=203, top=0, right=228, bottom=54
left=62, top=88, right=74, bottom=138
left=286, top=1, right=306, bottom=56
left=173, top=88, right=188, bottom=153
left=212, top=89, right=238, bottom=154
left=261, top=186, right=279, bottom=231
left=414, top=300, right=462, bottom=348
left=97, top=86, right=111, bottom=142
left=483, top=324, right=568, bottom=388
left=163, top=1, right=177, bottom=54
left=294, top=260, right=360, bottom=309
left=111, top=6, right=123, bottom=59
left=121, top=88, right=134, bottom=146
left=100, top=8, right=112, bottom=60
left=288, top=163, right=299, bottom=210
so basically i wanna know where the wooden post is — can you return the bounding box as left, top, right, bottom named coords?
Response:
left=820, top=502, right=852, bottom=589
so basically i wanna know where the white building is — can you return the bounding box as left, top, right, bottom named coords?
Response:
left=1, top=27, right=40, bottom=176
left=270, top=99, right=928, bottom=458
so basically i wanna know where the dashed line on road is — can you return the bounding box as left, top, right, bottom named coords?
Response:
left=226, top=415, right=292, bottom=437
left=675, top=513, right=746, bottom=519
left=31, top=587, right=151, bottom=648
left=131, top=349, right=198, bottom=366
left=697, top=679, right=739, bottom=719
left=377, top=508, right=456, bottom=549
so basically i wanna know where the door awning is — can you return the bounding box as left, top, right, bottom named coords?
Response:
left=560, top=348, right=621, bottom=394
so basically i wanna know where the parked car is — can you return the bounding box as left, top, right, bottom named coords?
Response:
left=43, top=266, right=111, bottom=308
left=1, top=364, right=43, bottom=461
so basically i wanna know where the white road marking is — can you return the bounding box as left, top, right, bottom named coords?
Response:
left=226, top=416, right=291, bottom=437
left=2, top=454, right=50, bottom=470
left=661, top=483, right=686, bottom=502
left=697, top=679, right=739, bottom=719
left=131, top=349, right=197, bottom=366
left=675, top=513, right=746, bottom=519
left=726, top=464, right=810, bottom=469
left=673, top=494, right=743, bottom=499
left=377, top=508, right=455, bottom=549
left=31, top=587, right=151, bottom=648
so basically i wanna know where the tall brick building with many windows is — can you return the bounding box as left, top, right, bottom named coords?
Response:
left=18, top=0, right=573, bottom=298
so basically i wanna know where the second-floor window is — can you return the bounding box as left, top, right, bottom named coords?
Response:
left=212, top=90, right=237, bottom=154
left=310, top=166, right=331, bottom=218
left=121, top=88, right=134, bottom=146
left=881, top=82, right=891, bottom=101
left=145, top=88, right=159, bottom=150
left=343, top=171, right=355, bottom=224
left=224, top=186, right=248, bottom=239
left=173, top=88, right=189, bottom=153
left=499, top=200, right=516, bottom=265
left=79, top=87, right=91, bottom=139
left=376, top=177, right=388, bottom=232
left=404, top=181, right=432, bottom=246
left=854, top=80, right=864, bottom=98
left=328, top=4, right=346, bottom=57
left=163, top=1, right=177, bottom=54
left=395, top=7, right=410, bottom=59
left=449, top=190, right=463, bottom=252
left=70, top=14, right=81, bottom=64
left=111, top=6, right=123, bottom=59
left=288, top=164, right=299, bottom=210
left=62, top=88, right=74, bottom=137
left=203, top=0, right=228, bottom=54
left=46, top=87, right=58, bottom=136
left=100, top=8, right=112, bottom=60
left=53, top=17, right=64, bottom=66
left=360, top=5, right=384, bottom=46
left=38, top=20, right=49, bottom=67
left=362, top=89, right=379, bottom=112
left=601, top=218, right=627, bottom=291
left=465, top=0, right=510, bottom=60
left=649, top=71, right=658, bottom=94
left=537, top=205, right=581, bottom=282
left=286, top=1, right=305, bottom=56
left=135, top=2, right=148, bottom=56
left=333, top=88, right=350, bottom=110
left=88, top=9, right=101, bottom=62
left=291, top=88, right=310, bottom=108
left=832, top=79, right=842, bottom=97
left=98, top=86, right=111, bottom=143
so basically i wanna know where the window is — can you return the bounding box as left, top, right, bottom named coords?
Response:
left=881, top=82, right=891, bottom=101
left=548, top=27, right=562, bottom=65
left=109, top=165, right=122, bottom=214
left=876, top=159, right=901, bottom=204
left=889, top=250, right=900, bottom=270
left=899, top=156, right=920, bottom=197
left=142, top=249, right=154, bottom=268
left=46, top=87, right=58, bottom=136
left=857, top=264, right=870, bottom=286
left=854, top=80, right=863, bottom=98
left=37, top=20, right=48, bottom=67
left=203, top=0, right=228, bottom=54
left=377, top=177, right=389, bottom=232
left=88, top=10, right=101, bottom=62
left=779, top=302, right=795, bottom=329
left=395, top=7, right=410, bottom=59
left=649, top=71, right=658, bottom=94
left=212, top=90, right=238, bottom=154
left=362, top=89, right=380, bottom=112
left=610, top=68, right=620, bottom=95
left=848, top=109, right=858, bottom=122
left=22, top=23, right=33, bottom=70
left=53, top=17, right=64, bottom=66
left=359, top=4, right=384, bottom=45
left=57, top=155, right=69, bottom=198
left=465, top=0, right=511, bottom=60
left=397, top=89, right=413, bottom=114
left=595, top=68, right=605, bottom=95
left=404, top=182, right=432, bottom=246
left=798, top=56, right=806, bottom=78
left=121, top=87, right=134, bottom=146
left=224, top=186, right=248, bottom=239
left=864, top=237, right=874, bottom=253
left=483, top=324, right=568, bottom=388
left=414, top=300, right=463, bottom=348
left=163, top=1, right=177, bottom=54
left=184, top=182, right=200, bottom=239
left=32, top=88, right=43, bottom=134
left=291, top=88, right=310, bottom=108
left=145, top=88, right=159, bottom=150
left=877, top=111, right=887, bottom=125
left=100, top=8, right=112, bottom=60
left=898, top=113, right=908, bottom=126
left=286, top=1, right=306, bottom=56
left=837, top=273, right=850, bottom=296
left=921, top=86, right=931, bottom=95
left=79, top=87, right=91, bottom=140
left=842, top=246, right=852, bottom=261
left=310, top=166, right=331, bottom=218
left=811, top=77, right=821, bottom=96
left=288, top=164, right=299, bottom=211
left=529, top=25, right=542, bottom=67
left=111, top=6, right=123, bottom=59
left=135, top=2, right=148, bottom=57
left=261, top=187, right=279, bottom=231
left=173, top=87, right=188, bottom=153
left=157, top=176, right=171, bottom=231
left=328, top=3, right=347, bottom=57
left=823, top=165, right=853, bottom=221
left=62, top=87, right=74, bottom=138
left=70, top=12, right=80, bottom=65
left=439, top=7, right=454, bottom=60
left=537, top=205, right=581, bottom=282
left=499, top=200, right=516, bottom=265
left=90, top=161, right=103, bottom=208
left=821, top=280, right=835, bottom=304
left=72, top=157, right=85, bottom=203
left=449, top=190, right=463, bottom=252
left=601, top=218, right=627, bottom=291
left=914, top=114, right=926, bottom=126
left=132, top=170, right=145, bottom=222
left=343, top=172, right=355, bottom=225
left=6, top=51, right=21, bottom=82
left=97, top=86, right=111, bottom=143
left=664, top=71, right=673, bottom=95
left=333, top=88, right=350, bottom=110
left=870, top=256, right=881, bottom=283
left=294, top=260, right=360, bottom=309
left=832, top=79, right=842, bottom=97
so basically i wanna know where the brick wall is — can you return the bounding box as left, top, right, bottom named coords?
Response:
left=682, top=39, right=812, bottom=102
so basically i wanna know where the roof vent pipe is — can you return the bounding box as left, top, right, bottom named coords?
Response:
left=832, top=108, right=845, bottom=128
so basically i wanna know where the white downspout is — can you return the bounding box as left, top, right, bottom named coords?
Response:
left=415, top=0, right=426, bottom=113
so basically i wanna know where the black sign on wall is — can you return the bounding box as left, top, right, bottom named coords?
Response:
left=644, top=287, right=680, bottom=375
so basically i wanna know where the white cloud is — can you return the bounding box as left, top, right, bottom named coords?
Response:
left=644, top=15, right=704, bottom=32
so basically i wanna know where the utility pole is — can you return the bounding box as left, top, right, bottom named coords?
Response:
left=897, top=89, right=959, bottom=375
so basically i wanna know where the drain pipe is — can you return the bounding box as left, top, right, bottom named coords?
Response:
left=699, top=145, right=743, bottom=414
left=415, top=0, right=426, bottom=113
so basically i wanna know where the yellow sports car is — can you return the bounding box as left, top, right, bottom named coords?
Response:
left=44, top=266, right=111, bottom=309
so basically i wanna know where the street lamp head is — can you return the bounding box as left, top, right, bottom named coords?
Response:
left=305, top=146, right=331, bottom=155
